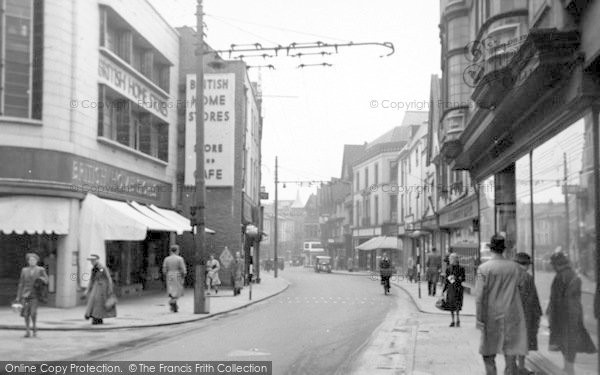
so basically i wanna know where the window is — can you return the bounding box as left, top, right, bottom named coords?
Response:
left=356, top=172, right=360, bottom=191
left=100, top=7, right=171, bottom=92
left=0, top=0, right=43, bottom=119
left=98, top=85, right=169, bottom=162
left=365, top=167, right=369, bottom=189
left=390, top=161, right=398, bottom=183
left=447, top=16, right=469, bottom=51
left=374, top=163, right=379, bottom=185
left=390, top=195, right=398, bottom=222
left=374, top=196, right=379, bottom=225
left=446, top=55, right=470, bottom=108
left=415, top=147, right=419, bottom=166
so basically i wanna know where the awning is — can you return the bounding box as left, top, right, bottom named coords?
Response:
left=149, top=204, right=216, bottom=234
left=129, top=201, right=180, bottom=233
left=102, top=199, right=175, bottom=232
left=0, top=196, right=71, bottom=235
left=356, top=236, right=402, bottom=251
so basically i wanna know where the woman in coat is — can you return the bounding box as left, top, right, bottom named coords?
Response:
left=514, top=253, right=542, bottom=375
left=206, top=254, right=221, bottom=295
left=83, top=254, right=116, bottom=325
left=443, top=253, right=465, bottom=327
left=16, top=253, right=48, bottom=338
left=231, top=252, right=244, bottom=296
left=547, top=252, right=596, bottom=375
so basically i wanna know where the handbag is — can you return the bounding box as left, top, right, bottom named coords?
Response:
left=104, top=294, right=117, bottom=310
left=435, top=296, right=451, bottom=311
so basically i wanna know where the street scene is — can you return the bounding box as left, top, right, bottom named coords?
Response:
left=1, top=0, right=600, bottom=374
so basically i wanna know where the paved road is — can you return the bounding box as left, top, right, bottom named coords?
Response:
left=98, top=267, right=401, bottom=374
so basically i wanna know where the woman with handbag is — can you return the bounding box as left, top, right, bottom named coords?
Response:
left=443, top=253, right=465, bottom=327
left=16, top=253, right=48, bottom=337
left=83, top=254, right=117, bottom=325
left=206, top=254, right=221, bottom=295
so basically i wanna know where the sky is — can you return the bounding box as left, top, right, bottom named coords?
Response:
left=149, top=0, right=441, bottom=201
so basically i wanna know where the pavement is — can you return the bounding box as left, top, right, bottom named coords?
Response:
left=0, top=273, right=289, bottom=330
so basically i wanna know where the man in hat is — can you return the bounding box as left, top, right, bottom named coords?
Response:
left=426, top=248, right=442, bottom=296
left=83, top=254, right=116, bottom=324
left=162, top=245, right=187, bottom=312
left=475, top=234, right=527, bottom=375
left=16, top=253, right=48, bottom=337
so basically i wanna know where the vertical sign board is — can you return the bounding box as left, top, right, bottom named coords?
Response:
left=185, top=73, right=236, bottom=186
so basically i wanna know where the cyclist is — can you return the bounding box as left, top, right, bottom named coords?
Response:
left=380, top=252, right=392, bottom=295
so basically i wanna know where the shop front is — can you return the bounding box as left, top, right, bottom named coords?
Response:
left=438, top=194, right=479, bottom=287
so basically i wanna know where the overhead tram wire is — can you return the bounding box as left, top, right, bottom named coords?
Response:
left=205, top=13, right=349, bottom=43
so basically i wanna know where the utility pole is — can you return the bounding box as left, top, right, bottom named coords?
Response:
left=563, top=153, right=570, bottom=257
left=274, top=156, right=278, bottom=278
left=193, top=0, right=209, bottom=314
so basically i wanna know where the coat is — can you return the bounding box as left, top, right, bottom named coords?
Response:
left=207, top=259, right=221, bottom=285
left=379, top=257, right=392, bottom=277
left=426, top=253, right=442, bottom=282
left=162, top=254, right=186, bottom=298
left=516, top=269, right=542, bottom=351
left=547, top=264, right=596, bottom=356
left=475, top=257, right=527, bottom=356
left=17, top=266, right=48, bottom=302
left=443, top=265, right=465, bottom=311
left=231, top=259, right=244, bottom=290
left=85, top=263, right=116, bottom=319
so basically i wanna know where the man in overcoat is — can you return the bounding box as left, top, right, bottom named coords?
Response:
left=475, top=234, right=527, bottom=375
left=426, top=248, right=442, bottom=296
left=162, top=245, right=187, bottom=312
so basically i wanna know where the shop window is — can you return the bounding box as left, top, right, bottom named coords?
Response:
left=530, top=115, right=597, bottom=373
left=0, top=0, right=43, bottom=119
left=479, top=175, right=495, bottom=244
left=515, top=152, right=532, bottom=256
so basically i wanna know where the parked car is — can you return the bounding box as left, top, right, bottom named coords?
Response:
left=314, top=256, right=332, bottom=273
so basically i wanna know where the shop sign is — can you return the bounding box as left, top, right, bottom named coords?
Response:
left=98, top=54, right=169, bottom=121
left=0, top=147, right=173, bottom=206
left=439, top=198, right=477, bottom=227
left=184, top=73, right=236, bottom=187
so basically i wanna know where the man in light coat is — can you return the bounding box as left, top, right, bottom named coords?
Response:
left=475, top=234, right=527, bottom=375
left=162, top=245, right=186, bottom=312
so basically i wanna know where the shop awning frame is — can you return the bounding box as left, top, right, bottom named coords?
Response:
left=356, top=236, right=402, bottom=251
left=149, top=204, right=216, bottom=234
left=0, top=196, right=71, bottom=235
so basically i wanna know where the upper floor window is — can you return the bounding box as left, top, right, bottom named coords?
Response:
left=100, top=6, right=171, bottom=92
left=365, top=167, right=369, bottom=189
left=0, top=0, right=43, bottom=119
left=447, top=16, right=469, bottom=51
left=374, top=163, right=379, bottom=185
left=356, top=172, right=360, bottom=191
left=98, top=85, right=169, bottom=162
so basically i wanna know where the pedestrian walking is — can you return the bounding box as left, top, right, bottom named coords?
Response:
left=407, top=256, right=415, bottom=282
left=83, top=254, right=116, bottom=325
left=547, top=251, right=596, bottom=375
left=379, top=252, right=392, bottom=294
left=426, top=248, right=442, bottom=296
left=475, top=234, right=527, bottom=375
left=206, top=254, right=221, bottom=295
left=15, top=253, right=48, bottom=338
left=443, top=253, right=465, bottom=327
left=513, top=252, right=542, bottom=375
left=162, top=245, right=186, bottom=312
left=231, top=252, right=244, bottom=296
left=347, top=257, right=354, bottom=272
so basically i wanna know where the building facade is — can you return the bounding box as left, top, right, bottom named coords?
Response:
left=440, top=0, right=600, bottom=372
left=0, top=0, right=187, bottom=307
left=177, top=27, right=263, bottom=286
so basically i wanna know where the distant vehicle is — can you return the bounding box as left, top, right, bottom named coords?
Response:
left=314, top=256, right=332, bottom=273
left=304, top=241, right=325, bottom=266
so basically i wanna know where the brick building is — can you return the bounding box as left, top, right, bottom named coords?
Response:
left=177, top=27, right=263, bottom=286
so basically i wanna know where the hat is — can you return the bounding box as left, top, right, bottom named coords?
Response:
left=514, top=252, right=531, bottom=265
left=487, top=234, right=506, bottom=251
left=550, top=252, right=570, bottom=267
left=25, top=253, right=40, bottom=262
left=86, top=254, right=100, bottom=261
left=169, top=244, right=180, bottom=252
